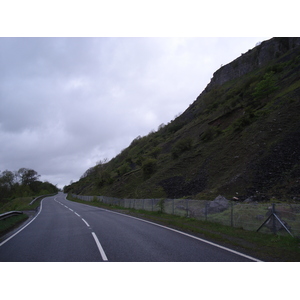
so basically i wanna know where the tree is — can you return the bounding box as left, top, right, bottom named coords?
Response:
left=0, top=170, right=15, bottom=189
left=17, top=168, right=40, bottom=186
left=0, top=170, right=16, bottom=200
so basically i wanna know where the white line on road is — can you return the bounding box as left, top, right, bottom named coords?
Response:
left=81, top=218, right=90, bottom=227
left=91, top=232, right=108, bottom=261
left=0, top=197, right=45, bottom=247
left=61, top=200, right=90, bottom=227
left=99, top=208, right=263, bottom=262
left=61, top=202, right=108, bottom=261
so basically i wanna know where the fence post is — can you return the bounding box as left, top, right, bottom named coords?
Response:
left=230, top=201, right=233, bottom=227
left=186, top=199, right=189, bottom=217
left=257, top=202, right=293, bottom=236
left=205, top=201, right=208, bottom=221
left=272, top=203, right=276, bottom=234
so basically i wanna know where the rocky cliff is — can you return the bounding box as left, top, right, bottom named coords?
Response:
left=202, top=37, right=300, bottom=94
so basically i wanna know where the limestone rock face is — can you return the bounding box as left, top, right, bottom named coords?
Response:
left=201, top=37, right=300, bottom=95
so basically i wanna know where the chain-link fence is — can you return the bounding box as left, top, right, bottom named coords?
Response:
left=71, top=194, right=300, bottom=237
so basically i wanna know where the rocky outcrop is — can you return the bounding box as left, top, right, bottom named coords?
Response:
left=201, top=37, right=300, bottom=95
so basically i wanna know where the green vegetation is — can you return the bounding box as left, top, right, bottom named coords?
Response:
left=252, top=71, right=277, bottom=100
left=0, top=195, right=51, bottom=214
left=0, top=168, right=59, bottom=203
left=64, top=38, right=300, bottom=202
left=0, top=214, right=29, bottom=237
left=157, top=199, right=165, bottom=213
left=142, top=158, right=157, bottom=178
left=0, top=167, right=58, bottom=236
left=171, top=138, right=193, bottom=158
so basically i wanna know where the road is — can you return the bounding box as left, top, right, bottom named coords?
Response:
left=0, top=193, right=261, bottom=262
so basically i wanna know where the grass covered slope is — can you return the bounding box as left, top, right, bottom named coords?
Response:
left=65, top=38, right=300, bottom=201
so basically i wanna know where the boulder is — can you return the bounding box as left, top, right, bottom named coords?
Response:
left=205, top=195, right=229, bottom=214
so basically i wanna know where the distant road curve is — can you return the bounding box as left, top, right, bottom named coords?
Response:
left=0, top=193, right=262, bottom=262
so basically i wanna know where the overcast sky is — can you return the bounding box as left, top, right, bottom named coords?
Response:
left=0, top=37, right=273, bottom=188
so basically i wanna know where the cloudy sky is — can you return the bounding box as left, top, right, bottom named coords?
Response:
left=0, top=37, right=273, bottom=188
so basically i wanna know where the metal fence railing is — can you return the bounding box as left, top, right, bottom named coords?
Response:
left=71, top=194, right=300, bottom=237
left=0, top=211, right=23, bottom=220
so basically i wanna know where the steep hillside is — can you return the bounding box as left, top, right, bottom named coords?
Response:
left=65, top=37, right=300, bottom=202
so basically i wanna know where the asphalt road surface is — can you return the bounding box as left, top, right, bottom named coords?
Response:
left=0, top=193, right=261, bottom=262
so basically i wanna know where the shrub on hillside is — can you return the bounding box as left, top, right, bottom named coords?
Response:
left=252, top=71, right=277, bottom=100
left=117, top=163, right=131, bottom=176
left=149, top=146, right=161, bottom=158
left=171, top=138, right=193, bottom=159
left=142, top=158, right=157, bottom=178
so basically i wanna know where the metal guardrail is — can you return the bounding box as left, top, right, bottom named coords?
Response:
left=0, top=211, right=23, bottom=220
left=29, top=195, right=45, bottom=205
left=29, top=193, right=57, bottom=205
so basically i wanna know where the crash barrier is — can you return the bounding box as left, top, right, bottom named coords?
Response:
left=71, top=194, right=300, bottom=238
left=0, top=211, right=23, bottom=220
left=29, top=193, right=57, bottom=205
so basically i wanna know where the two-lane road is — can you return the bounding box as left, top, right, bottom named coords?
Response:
left=0, top=193, right=261, bottom=262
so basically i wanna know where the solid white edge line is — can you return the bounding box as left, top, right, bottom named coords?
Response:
left=64, top=195, right=261, bottom=262
left=99, top=208, right=263, bottom=262
left=0, top=197, right=45, bottom=247
left=91, top=232, right=108, bottom=261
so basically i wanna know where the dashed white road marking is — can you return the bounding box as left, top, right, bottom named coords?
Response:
left=91, top=232, right=108, bottom=261
left=57, top=198, right=108, bottom=261
left=81, top=218, right=90, bottom=228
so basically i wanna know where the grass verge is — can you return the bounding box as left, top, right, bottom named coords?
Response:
left=67, top=194, right=300, bottom=262
left=0, top=214, right=29, bottom=238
